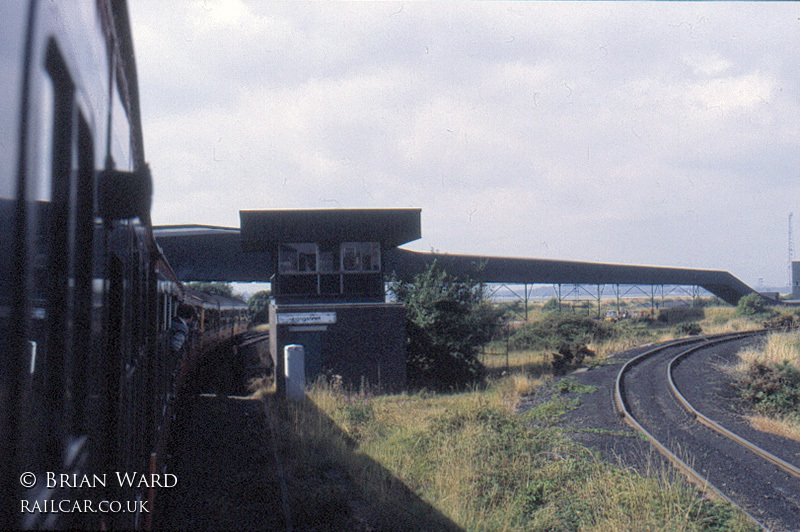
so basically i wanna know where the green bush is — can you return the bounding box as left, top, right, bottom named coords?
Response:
left=657, top=306, right=704, bottom=324
left=509, top=315, right=615, bottom=352
left=551, top=344, right=596, bottom=375
left=675, top=322, right=702, bottom=336
left=541, top=297, right=560, bottom=312
left=739, top=361, right=800, bottom=416
left=735, top=293, right=773, bottom=317
left=390, top=260, right=505, bottom=389
left=247, top=290, right=272, bottom=324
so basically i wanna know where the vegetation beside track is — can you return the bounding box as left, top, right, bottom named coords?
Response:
left=264, top=375, right=758, bottom=532
left=481, top=299, right=764, bottom=377
left=733, top=331, right=800, bottom=442
left=253, top=284, right=775, bottom=530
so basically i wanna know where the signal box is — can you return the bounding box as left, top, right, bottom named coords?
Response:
left=240, top=209, right=421, bottom=394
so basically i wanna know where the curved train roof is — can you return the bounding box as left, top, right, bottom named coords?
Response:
left=183, top=287, right=247, bottom=309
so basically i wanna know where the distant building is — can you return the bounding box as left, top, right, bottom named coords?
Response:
left=793, top=261, right=800, bottom=300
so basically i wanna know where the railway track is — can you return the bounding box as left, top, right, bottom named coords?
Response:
left=615, top=333, right=800, bottom=532
left=239, top=330, right=271, bottom=348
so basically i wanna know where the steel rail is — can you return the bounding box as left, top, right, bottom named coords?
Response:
left=238, top=332, right=270, bottom=349
left=668, top=340, right=800, bottom=481
left=614, top=332, right=769, bottom=531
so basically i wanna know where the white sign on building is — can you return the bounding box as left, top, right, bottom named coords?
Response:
left=277, top=312, right=337, bottom=326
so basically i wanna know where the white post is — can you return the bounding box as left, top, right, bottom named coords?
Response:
left=284, top=344, right=305, bottom=401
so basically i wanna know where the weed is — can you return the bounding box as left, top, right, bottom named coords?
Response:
left=554, top=378, right=597, bottom=395
left=739, top=361, right=800, bottom=415
left=572, top=427, right=640, bottom=438
left=732, top=332, right=800, bottom=446
left=675, top=322, right=703, bottom=336
left=525, top=394, right=582, bottom=426
left=552, top=344, right=596, bottom=374
left=658, top=306, right=704, bottom=325
left=509, top=315, right=617, bottom=352
left=744, top=413, right=800, bottom=442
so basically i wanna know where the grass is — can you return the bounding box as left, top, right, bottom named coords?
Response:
left=260, top=374, right=758, bottom=532
left=735, top=332, right=800, bottom=370
left=251, top=301, right=770, bottom=531
left=491, top=304, right=764, bottom=378
left=481, top=349, right=552, bottom=377
left=731, top=331, right=800, bottom=440
left=744, top=413, right=800, bottom=443
left=699, top=306, right=762, bottom=335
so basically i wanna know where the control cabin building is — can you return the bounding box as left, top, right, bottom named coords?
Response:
left=794, top=261, right=800, bottom=300
left=240, top=209, right=421, bottom=394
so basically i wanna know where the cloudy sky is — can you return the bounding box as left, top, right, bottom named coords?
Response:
left=129, top=1, right=799, bottom=288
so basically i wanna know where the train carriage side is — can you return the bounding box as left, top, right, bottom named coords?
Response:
left=181, top=288, right=249, bottom=349
left=0, top=2, right=161, bottom=529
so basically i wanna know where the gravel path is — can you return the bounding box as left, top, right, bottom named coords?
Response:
left=672, top=337, right=800, bottom=475
left=156, top=339, right=461, bottom=532
left=154, top=394, right=287, bottom=531
left=519, top=344, right=661, bottom=471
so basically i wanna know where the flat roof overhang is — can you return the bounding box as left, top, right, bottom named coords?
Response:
left=239, top=208, right=421, bottom=251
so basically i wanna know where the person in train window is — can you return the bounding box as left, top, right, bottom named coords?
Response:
left=170, top=303, right=195, bottom=352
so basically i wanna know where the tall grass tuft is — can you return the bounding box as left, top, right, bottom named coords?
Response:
left=735, top=332, right=800, bottom=371
left=732, top=331, right=800, bottom=441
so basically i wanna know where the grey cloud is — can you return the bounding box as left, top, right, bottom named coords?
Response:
left=131, top=1, right=800, bottom=286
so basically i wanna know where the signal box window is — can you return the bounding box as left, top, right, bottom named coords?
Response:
left=341, top=242, right=380, bottom=273
left=279, top=243, right=318, bottom=274
left=319, top=250, right=338, bottom=273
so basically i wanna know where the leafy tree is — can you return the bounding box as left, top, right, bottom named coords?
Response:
left=391, top=261, right=505, bottom=389
left=248, top=290, right=272, bottom=323
left=185, top=281, right=233, bottom=297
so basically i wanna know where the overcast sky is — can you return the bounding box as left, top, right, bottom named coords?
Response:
left=130, top=1, right=799, bottom=288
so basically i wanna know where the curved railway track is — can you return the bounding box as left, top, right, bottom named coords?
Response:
left=615, top=333, right=800, bottom=532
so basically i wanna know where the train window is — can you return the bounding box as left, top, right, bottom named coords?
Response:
left=160, top=289, right=171, bottom=332
left=40, top=39, right=98, bottom=439
left=319, top=248, right=338, bottom=273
